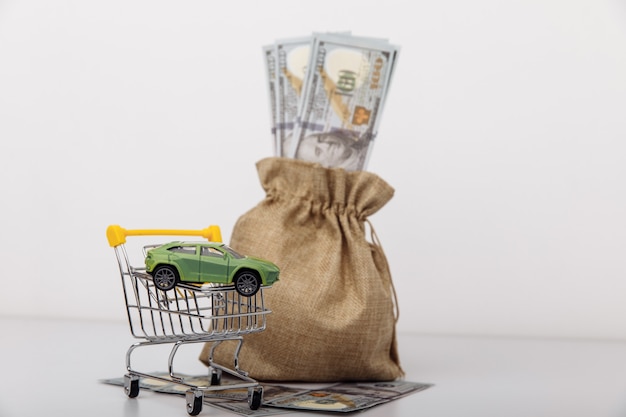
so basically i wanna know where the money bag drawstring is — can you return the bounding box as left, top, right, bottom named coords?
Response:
left=365, top=219, right=400, bottom=324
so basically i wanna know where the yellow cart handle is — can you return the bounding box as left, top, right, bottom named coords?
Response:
left=106, top=224, right=222, bottom=247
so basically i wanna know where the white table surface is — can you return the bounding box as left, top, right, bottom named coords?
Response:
left=1, top=316, right=625, bottom=417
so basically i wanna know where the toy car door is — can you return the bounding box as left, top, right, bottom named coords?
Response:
left=169, top=244, right=201, bottom=280
left=199, top=246, right=230, bottom=283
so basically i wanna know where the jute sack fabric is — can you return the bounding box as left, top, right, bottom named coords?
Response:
left=201, top=157, right=403, bottom=382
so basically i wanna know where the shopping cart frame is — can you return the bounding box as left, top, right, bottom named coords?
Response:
left=106, top=225, right=271, bottom=415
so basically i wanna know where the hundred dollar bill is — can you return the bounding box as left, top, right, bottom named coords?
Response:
left=265, top=381, right=432, bottom=413
left=262, top=45, right=278, bottom=155
left=288, top=34, right=399, bottom=171
left=274, top=36, right=311, bottom=156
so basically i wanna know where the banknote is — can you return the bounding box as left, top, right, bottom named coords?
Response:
left=286, top=34, right=399, bottom=171
left=101, top=374, right=226, bottom=395
left=273, top=36, right=312, bottom=156
left=265, top=380, right=432, bottom=412
left=208, top=399, right=290, bottom=416
left=262, top=45, right=278, bottom=155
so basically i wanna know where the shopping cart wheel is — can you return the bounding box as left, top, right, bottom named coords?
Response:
left=248, top=386, right=263, bottom=410
left=186, top=389, right=203, bottom=416
left=209, top=367, right=222, bottom=386
left=124, top=374, right=140, bottom=398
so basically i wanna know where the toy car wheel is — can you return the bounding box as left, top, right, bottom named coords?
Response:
left=152, top=265, right=178, bottom=291
left=234, top=271, right=261, bottom=297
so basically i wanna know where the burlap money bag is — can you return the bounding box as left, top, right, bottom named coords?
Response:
left=201, top=157, right=403, bottom=382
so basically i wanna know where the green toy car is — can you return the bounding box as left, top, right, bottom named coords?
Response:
left=145, top=241, right=279, bottom=296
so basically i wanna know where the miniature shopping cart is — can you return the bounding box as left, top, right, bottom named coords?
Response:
left=106, top=225, right=271, bottom=415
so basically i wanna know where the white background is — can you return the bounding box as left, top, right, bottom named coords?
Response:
left=1, top=0, right=625, bottom=340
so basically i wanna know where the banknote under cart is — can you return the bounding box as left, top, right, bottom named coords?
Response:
left=106, top=225, right=271, bottom=415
